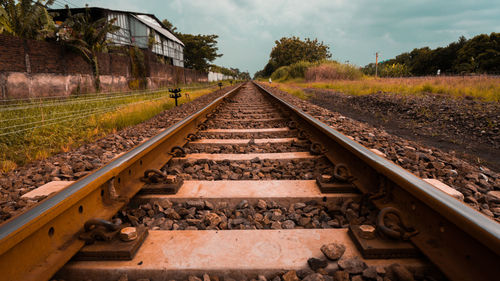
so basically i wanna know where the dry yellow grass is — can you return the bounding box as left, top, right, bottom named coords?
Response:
left=0, top=86, right=216, bottom=172
left=288, top=76, right=500, bottom=101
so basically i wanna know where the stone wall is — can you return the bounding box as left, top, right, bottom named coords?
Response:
left=0, top=34, right=207, bottom=99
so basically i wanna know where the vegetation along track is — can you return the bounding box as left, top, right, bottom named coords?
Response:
left=0, top=82, right=499, bottom=281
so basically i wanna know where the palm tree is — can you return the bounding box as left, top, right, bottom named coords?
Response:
left=0, top=0, right=56, bottom=40
left=60, top=6, right=119, bottom=92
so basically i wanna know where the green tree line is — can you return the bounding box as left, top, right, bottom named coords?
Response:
left=363, top=33, right=500, bottom=77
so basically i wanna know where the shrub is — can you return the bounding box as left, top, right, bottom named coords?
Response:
left=288, top=61, right=316, bottom=78
left=380, top=63, right=411, bottom=77
left=305, top=61, right=363, bottom=81
left=271, top=66, right=291, bottom=81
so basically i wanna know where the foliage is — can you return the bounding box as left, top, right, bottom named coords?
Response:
left=58, top=5, right=119, bottom=91
left=253, top=69, right=265, bottom=79
left=269, top=84, right=311, bottom=100
left=270, top=36, right=331, bottom=67
left=161, top=19, right=177, bottom=33
left=291, top=76, right=500, bottom=101
left=270, top=61, right=318, bottom=81
left=0, top=86, right=215, bottom=170
left=162, top=18, right=224, bottom=72
left=305, top=61, right=363, bottom=81
left=210, top=65, right=250, bottom=80
left=129, top=46, right=147, bottom=89
left=175, top=33, right=222, bottom=71
left=270, top=66, right=290, bottom=81
left=379, top=63, right=411, bottom=77
left=256, top=36, right=331, bottom=77
left=288, top=60, right=316, bottom=78
left=269, top=60, right=362, bottom=82
left=366, top=33, right=500, bottom=76
left=0, top=0, right=56, bottom=40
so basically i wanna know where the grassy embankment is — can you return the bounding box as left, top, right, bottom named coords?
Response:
left=295, top=76, right=500, bottom=102
left=263, top=61, right=500, bottom=102
left=0, top=83, right=225, bottom=172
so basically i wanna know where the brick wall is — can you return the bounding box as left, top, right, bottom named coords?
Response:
left=0, top=35, right=26, bottom=72
left=0, top=34, right=207, bottom=98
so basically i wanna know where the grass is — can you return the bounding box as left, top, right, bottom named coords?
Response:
left=305, top=61, right=363, bottom=81
left=0, top=83, right=223, bottom=173
left=285, top=76, right=500, bottom=102
left=267, top=83, right=312, bottom=100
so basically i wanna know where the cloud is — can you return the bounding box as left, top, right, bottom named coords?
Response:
left=67, top=0, right=499, bottom=74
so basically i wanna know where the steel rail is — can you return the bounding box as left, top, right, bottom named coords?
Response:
left=0, top=84, right=242, bottom=281
left=253, top=81, right=500, bottom=281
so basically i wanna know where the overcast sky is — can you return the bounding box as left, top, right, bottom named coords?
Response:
left=59, top=0, right=500, bottom=75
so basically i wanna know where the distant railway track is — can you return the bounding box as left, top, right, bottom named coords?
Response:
left=0, top=82, right=498, bottom=280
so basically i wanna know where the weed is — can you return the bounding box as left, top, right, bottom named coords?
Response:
left=305, top=61, right=363, bottom=81
left=0, top=86, right=216, bottom=172
left=286, top=76, right=500, bottom=102
left=270, top=84, right=311, bottom=100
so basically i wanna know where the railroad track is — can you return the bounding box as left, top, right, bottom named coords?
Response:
left=0, top=82, right=499, bottom=281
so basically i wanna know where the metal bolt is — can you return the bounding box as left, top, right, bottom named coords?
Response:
left=166, top=175, right=177, bottom=184
left=358, top=224, right=376, bottom=239
left=320, top=174, right=332, bottom=182
left=119, top=227, right=138, bottom=242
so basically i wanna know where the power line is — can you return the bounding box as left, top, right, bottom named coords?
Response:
left=0, top=95, right=170, bottom=137
left=0, top=90, right=167, bottom=112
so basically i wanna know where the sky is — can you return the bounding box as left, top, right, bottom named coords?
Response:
left=54, top=0, right=500, bottom=75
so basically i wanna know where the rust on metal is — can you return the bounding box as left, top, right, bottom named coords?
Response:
left=348, top=224, right=420, bottom=259
left=139, top=169, right=183, bottom=194
left=315, top=179, right=358, bottom=193
left=74, top=226, right=148, bottom=261
left=377, top=207, right=419, bottom=240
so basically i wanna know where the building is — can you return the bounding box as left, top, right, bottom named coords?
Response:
left=52, top=7, right=184, bottom=67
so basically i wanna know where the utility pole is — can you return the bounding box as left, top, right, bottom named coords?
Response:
left=375, top=52, right=379, bottom=78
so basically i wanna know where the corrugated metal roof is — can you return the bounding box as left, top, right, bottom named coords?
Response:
left=132, top=14, right=184, bottom=47
left=50, top=7, right=184, bottom=47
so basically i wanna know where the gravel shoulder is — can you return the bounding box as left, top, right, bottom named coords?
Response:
left=260, top=83, right=500, bottom=222
left=305, top=88, right=500, bottom=171
left=0, top=86, right=237, bottom=223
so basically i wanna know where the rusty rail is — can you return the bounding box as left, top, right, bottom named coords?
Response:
left=253, top=81, right=500, bottom=280
left=0, top=84, right=243, bottom=281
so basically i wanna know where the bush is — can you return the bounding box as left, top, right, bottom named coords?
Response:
left=288, top=61, right=316, bottom=78
left=380, top=63, right=411, bottom=77
left=271, top=66, right=291, bottom=81
left=305, top=61, right=363, bottom=81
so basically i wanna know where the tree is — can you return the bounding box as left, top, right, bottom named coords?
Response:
left=455, top=33, right=500, bottom=73
left=161, top=19, right=177, bottom=33
left=269, top=36, right=331, bottom=68
left=59, top=6, right=119, bottom=91
left=0, top=0, right=56, bottom=40
left=175, top=33, right=222, bottom=71
left=366, top=33, right=499, bottom=76
left=162, top=18, right=225, bottom=72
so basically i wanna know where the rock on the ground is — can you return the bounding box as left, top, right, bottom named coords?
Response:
left=307, top=258, right=328, bottom=271
left=338, top=256, right=367, bottom=274
left=320, top=242, right=346, bottom=260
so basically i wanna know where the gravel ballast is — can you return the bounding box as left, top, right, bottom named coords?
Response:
left=0, top=86, right=237, bottom=223
left=260, top=83, right=500, bottom=222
